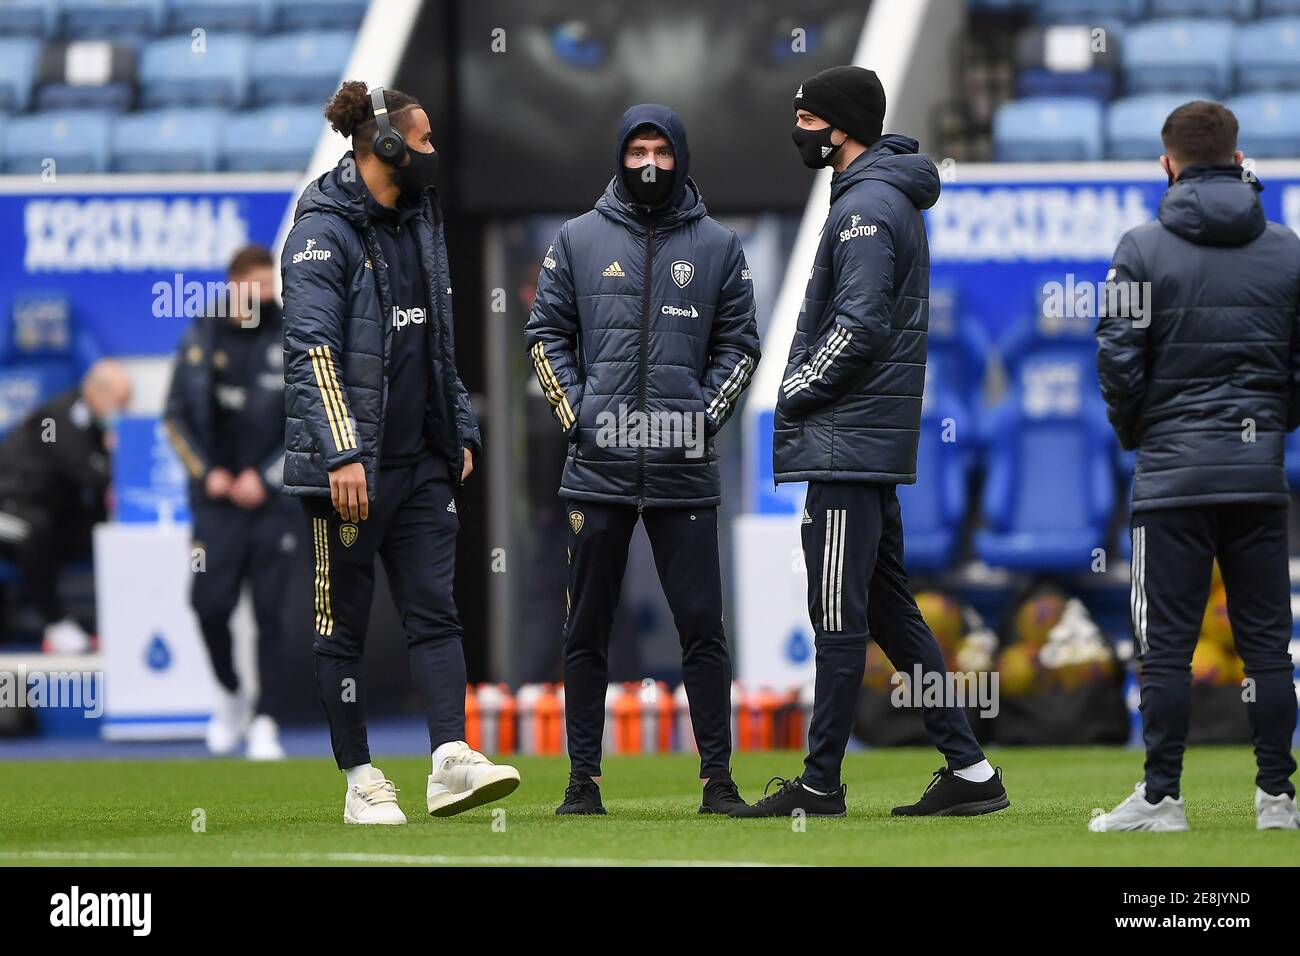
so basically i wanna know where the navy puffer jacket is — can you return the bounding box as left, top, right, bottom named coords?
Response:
left=280, top=153, right=480, bottom=498
left=1097, top=165, right=1300, bottom=512
left=524, top=104, right=761, bottom=508
left=773, top=135, right=940, bottom=485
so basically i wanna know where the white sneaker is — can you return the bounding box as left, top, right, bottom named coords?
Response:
left=1089, top=782, right=1188, bottom=832
left=344, top=767, right=407, bottom=826
left=245, top=714, right=285, bottom=761
left=42, top=618, right=93, bottom=655
left=1256, top=787, right=1300, bottom=830
left=426, top=741, right=521, bottom=817
left=205, top=688, right=248, bottom=756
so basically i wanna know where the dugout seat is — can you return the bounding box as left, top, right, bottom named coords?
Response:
left=1285, top=431, right=1300, bottom=488
left=975, top=350, right=1117, bottom=572
left=0, top=293, right=99, bottom=438
left=926, top=282, right=991, bottom=413
left=898, top=354, right=974, bottom=573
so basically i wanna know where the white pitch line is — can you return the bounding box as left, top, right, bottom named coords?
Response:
left=0, top=849, right=801, bottom=868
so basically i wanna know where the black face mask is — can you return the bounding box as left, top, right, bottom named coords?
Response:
left=395, top=147, right=439, bottom=197
left=622, top=162, right=674, bottom=208
left=792, top=124, right=843, bottom=169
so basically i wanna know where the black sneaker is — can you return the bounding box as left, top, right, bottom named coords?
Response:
left=728, top=776, right=846, bottom=818
left=555, top=774, right=607, bottom=816
left=699, top=773, right=748, bottom=815
left=891, top=766, right=1010, bottom=817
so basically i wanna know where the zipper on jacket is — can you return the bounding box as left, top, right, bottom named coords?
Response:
left=637, top=226, right=655, bottom=512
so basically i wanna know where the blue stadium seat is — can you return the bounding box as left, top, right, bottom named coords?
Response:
left=111, top=107, right=224, bottom=172
left=1016, top=23, right=1121, bottom=102
left=274, top=0, right=367, bottom=31
left=0, top=365, right=75, bottom=438
left=0, top=0, right=60, bottom=36
left=140, top=33, right=250, bottom=108
left=220, top=103, right=320, bottom=170
left=1000, top=276, right=1101, bottom=380
left=1122, top=19, right=1235, bottom=97
left=1228, top=92, right=1300, bottom=157
left=0, top=292, right=98, bottom=440
left=1106, top=91, right=1215, bottom=159
left=1261, top=0, right=1300, bottom=13
left=1148, top=0, right=1255, bottom=17
left=0, top=292, right=98, bottom=368
left=898, top=356, right=973, bottom=573
left=926, top=282, right=991, bottom=412
left=35, top=40, right=139, bottom=113
left=60, top=0, right=165, bottom=39
left=249, top=30, right=353, bottom=105
left=1036, top=0, right=1147, bottom=22
left=1234, top=18, right=1300, bottom=92
left=993, top=96, right=1104, bottom=161
left=1286, top=431, right=1300, bottom=487
left=975, top=351, right=1117, bottom=572
left=166, top=0, right=272, bottom=33
left=2, top=109, right=113, bottom=174
left=0, top=37, right=41, bottom=113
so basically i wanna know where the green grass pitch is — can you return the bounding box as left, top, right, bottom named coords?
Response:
left=2, top=747, right=1293, bottom=866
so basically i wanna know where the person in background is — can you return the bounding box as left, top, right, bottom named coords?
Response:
left=1093, top=101, right=1300, bottom=832
left=164, top=244, right=294, bottom=761
left=0, top=359, right=130, bottom=653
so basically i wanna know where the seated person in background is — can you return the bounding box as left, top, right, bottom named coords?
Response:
left=0, top=359, right=131, bottom=653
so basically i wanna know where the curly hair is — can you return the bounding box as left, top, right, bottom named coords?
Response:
left=323, top=80, right=421, bottom=151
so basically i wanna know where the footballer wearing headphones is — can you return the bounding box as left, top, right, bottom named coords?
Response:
left=281, top=81, right=519, bottom=825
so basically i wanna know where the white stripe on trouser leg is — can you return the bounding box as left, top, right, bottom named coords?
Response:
left=1138, top=526, right=1148, bottom=653
left=820, top=509, right=846, bottom=632
left=1130, top=526, right=1147, bottom=655
left=822, top=510, right=834, bottom=632
left=833, top=509, right=846, bottom=632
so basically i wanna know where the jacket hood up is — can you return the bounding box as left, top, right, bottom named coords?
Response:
left=1158, top=165, right=1267, bottom=248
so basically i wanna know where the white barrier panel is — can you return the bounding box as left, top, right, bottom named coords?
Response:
left=94, top=522, right=218, bottom=740
left=733, top=512, right=815, bottom=690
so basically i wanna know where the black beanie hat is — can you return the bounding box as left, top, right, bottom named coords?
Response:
left=793, top=65, right=886, bottom=146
